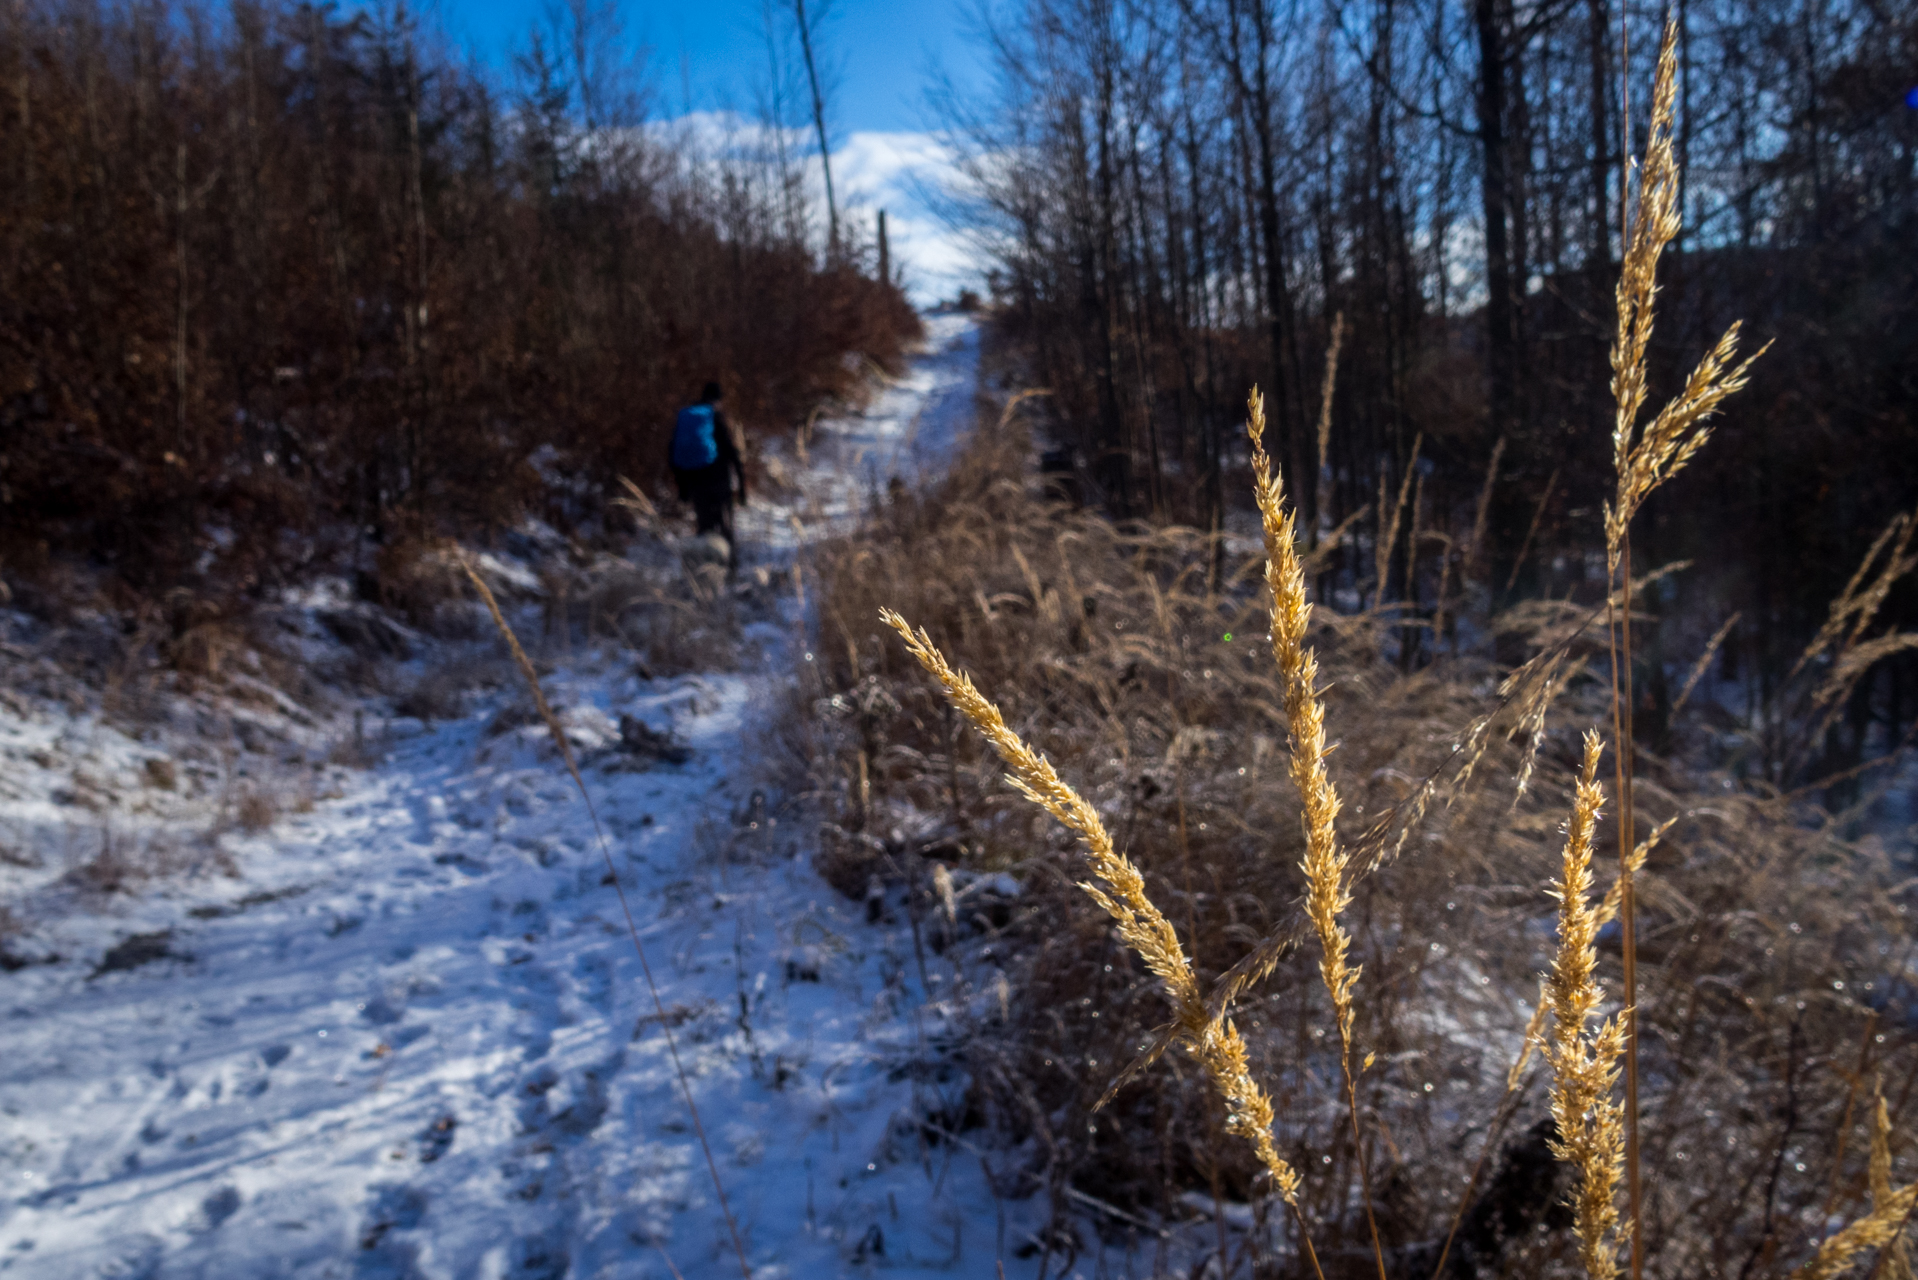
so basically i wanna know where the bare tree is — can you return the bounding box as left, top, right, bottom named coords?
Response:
left=937, top=0, right=1917, bottom=767
left=791, top=0, right=840, bottom=255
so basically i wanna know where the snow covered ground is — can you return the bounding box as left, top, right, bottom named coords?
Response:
left=740, top=309, right=984, bottom=553
left=0, top=313, right=1084, bottom=1279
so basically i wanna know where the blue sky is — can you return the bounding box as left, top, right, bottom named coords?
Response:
left=436, top=0, right=989, bottom=134
left=395, top=0, right=995, bottom=302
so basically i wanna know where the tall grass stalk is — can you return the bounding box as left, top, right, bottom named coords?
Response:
left=1375, top=434, right=1422, bottom=614
left=1867, top=1083, right=1916, bottom=1280
left=1669, top=611, right=1742, bottom=717
left=1602, top=18, right=1769, bottom=1274
left=1788, top=1165, right=1918, bottom=1280
left=1244, top=387, right=1388, bottom=1279
left=1545, top=730, right=1627, bottom=1277
left=1313, top=311, right=1346, bottom=552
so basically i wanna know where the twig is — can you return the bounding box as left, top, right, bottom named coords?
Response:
left=1503, top=467, right=1558, bottom=594
left=1669, top=611, right=1742, bottom=716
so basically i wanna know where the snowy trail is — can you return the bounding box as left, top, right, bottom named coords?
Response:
left=740, top=310, right=983, bottom=553
left=0, top=314, right=1061, bottom=1279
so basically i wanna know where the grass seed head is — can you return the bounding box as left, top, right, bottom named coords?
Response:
left=1545, top=730, right=1627, bottom=1280
left=881, top=605, right=1313, bottom=1206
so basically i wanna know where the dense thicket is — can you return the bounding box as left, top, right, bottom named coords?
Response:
left=952, top=0, right=1917, bottom=786
left=0, top=0, right=918, bottom=604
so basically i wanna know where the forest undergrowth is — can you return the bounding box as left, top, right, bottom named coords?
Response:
left=0, top=0, right=919, bottom=637
left=796, top=27, right=1918, bottom=1279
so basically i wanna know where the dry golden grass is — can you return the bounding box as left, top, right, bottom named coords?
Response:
left=1603, top=21, right=1769, bottom=577
left=1787, top=1174, right=1918, bottom=1280
left=883, top=607, right=1314, bottom=1236
left=877, top=420, right=1710, bottom=1279
left=802, top=152, right=1916, bottom=1268
left=1543, top=731, right=1626, bottom=1279
left=812, top=397, right=1914, bottom=1273
left=1245, top=386, right=1387, bottom=1273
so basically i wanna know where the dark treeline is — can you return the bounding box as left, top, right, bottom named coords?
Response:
left=953, top=0, right=1917, bottom=784
left=0, top=0, right=917, bottom=604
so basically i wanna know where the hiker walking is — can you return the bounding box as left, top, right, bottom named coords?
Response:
left=669, top=380, right=748, bottom=575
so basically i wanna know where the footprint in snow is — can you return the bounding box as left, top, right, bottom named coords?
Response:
left=98, top=1234, right=163, bottom=1279
left=360, top=993, right=405, bottom=1026
left=569, top=951, right=615, bottom=1015
left=357, top=1182, right=428, bottom=1253
left=196, top=1185, right=241, bottom=1232
left=550, top=1069, right=610, bottom=1138
left=511, top=1232, right=570, bottom=1280
left=416, top=1115, right=457, bottom=1164
left=407, top=794, right=449, bottom=844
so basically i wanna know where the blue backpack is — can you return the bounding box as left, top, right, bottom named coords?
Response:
left=671, top=404, right=719, bottom=470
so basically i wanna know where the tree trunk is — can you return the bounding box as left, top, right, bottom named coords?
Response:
left=1473, top=0, right=1518, bottom=445
left=1587, top=0, right=1611, bottom=266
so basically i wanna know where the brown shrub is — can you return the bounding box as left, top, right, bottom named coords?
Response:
left=235, top=790, right=278, bottom=835
left=71, top=828, right=235, bottom=893
left=621, top=595, right=741, bottom=678
left=393, top=665, right=471, bottom=723
left=328, top=729, right=384, bottom=770
left=374, top=540, right=472, bottom=635
left=0, top=0, right=921, bottom=619
left=159, top=591, right=243, bottom=679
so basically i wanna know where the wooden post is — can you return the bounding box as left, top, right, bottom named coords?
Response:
left=877, top=209, right=890, bottom=285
